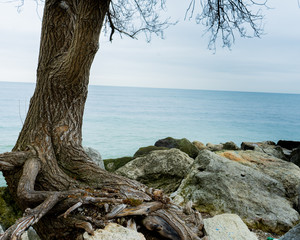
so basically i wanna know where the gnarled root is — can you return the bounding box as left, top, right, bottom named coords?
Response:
left=0, top=193, right=61, bottom=240
left=0, top=151, right=33, bottom=171
left=1, top=152, right=203, bottom=240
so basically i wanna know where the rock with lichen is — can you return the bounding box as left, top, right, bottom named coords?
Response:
left=103, top=157, right=134, bottom=172
left=154, top=137, right=199, bottom=159
left=116, top=149, right=194, bottom=193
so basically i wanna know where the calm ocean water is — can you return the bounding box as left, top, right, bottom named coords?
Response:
left=1, top=81, right=300, bottom=186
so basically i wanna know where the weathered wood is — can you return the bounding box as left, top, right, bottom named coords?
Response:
left=0, top=151, right=32, bottom=171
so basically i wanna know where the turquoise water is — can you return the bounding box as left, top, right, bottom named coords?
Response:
left=1, top=81, right=300, bottom=186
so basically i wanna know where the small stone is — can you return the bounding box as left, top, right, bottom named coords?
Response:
left=83, top=223, right=145, bottom=240
left=203, top=214, right=258, bottom=240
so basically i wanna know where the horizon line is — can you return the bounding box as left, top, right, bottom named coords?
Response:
left=0, top=80, right=299, bottom=95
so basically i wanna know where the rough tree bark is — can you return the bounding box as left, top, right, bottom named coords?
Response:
left=0, top=1, right=203, bottom=239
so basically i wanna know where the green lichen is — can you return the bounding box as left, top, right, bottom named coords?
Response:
left=133, top=146, right=168, bottom=158
left=0, top=187, right=22, bottom=230
left=103, top=157, right=134, bottom=172
left=155, top=137, right=199, bottom=159
left=123, top=198, right=143, bottom=207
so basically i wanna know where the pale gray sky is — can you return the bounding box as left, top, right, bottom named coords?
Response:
left=0, top=0, right=299, bottom=93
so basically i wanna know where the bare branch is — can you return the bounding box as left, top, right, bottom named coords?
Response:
left=105, top=0, right=174, bottom=41
left=186, top=0, right=268, bottom=49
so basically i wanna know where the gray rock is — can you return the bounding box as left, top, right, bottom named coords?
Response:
left=241, top=141, right=286, bottom=160
left=0, top=224, right=3, bottom=234
left=84, top=147, right=104, bottom=169
left=83, top=223, right=146, bottom=240
left=203, top=214, right=258, bottom=240
left=279, top=223, right=300, bottom=240
left=155, top=137, right=199, bottom=158
left=21, top=227, right=41, bottom=240
left=27, top=227, right=41, bottom=240
left=206, top=143, right=223, bottom=151
left=218, top=150, right=300, bottom=203
left=116, top=149, right=194, bottom=193
left=172, top=150, right=300, bottom=234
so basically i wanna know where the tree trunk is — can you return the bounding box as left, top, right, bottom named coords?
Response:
left=0, top=1, right=203, bottom=239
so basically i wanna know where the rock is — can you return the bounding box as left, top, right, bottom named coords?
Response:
left=218, top=150, right=300, bottom=203
left=154, top=137, right=199, bottom=158
left=0, top=187, right=22, bottom=230
left=27, top=227, right=41, bottom=240
left=193, top=141, right=207, bottom=150
left=277, top=140, right=300, bottom=150
left=241, top=141, right=286, bottom=160
left=21, top=227, right=41, bottom=240
left=222, top=141, right=239, bottom=150
left=206, top=143, right=223, bottom=151
left=116, top=149, right=194, bottom=193
left=0, top=224, right=3, bottom=234
left=84, top=147, right=104, bottom=169
left=291, top=147, right=300, bottom=167
left=172, top=150, right=300, bottom=234
left=103, top=157, right=134, bottom=172
left=133, top=146, right=168, bottom=158
left=203, top=214, right=258, bottom=240
left=205, top=141, right=239, bottom=151
left=279, top=222, right=300, bottom=240
left=83, top=223, right=145, bottom=240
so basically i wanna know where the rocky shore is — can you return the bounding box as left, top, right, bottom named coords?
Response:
left=1, top=137, right=300, bottom=240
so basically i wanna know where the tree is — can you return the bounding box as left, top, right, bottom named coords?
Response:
left=0, top=0, right=265, bottom=239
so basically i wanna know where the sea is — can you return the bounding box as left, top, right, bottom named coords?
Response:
left=1, top=81, right=300, bottom=186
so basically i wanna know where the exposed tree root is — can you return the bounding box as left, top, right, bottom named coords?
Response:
left=0, top=151, right=33, bottom=171
left=0, top=193, right=61, bottom=240
left=0, top=150, right=204, bottom=240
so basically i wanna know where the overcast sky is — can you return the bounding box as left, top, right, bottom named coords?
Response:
left=0, top=0, right=299, bottom=93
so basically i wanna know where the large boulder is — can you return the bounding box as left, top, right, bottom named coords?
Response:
left=133, top=146, right=168, bottom=158
left=83, top=223, right=145, bottom=240
left=116, top=149, right=194, bottom=193
left=241, top=141, right=286, bottom=160
left=218, top=150, right=300, bottom=204
left=154, top=137, right=199, bottom=159
left=171, top=150, right=300, bottom=234
left=203, top=214, right=258, bottom=240
left=279, top=223, right=300, bottom=240
left=103, top=157, right=134, bottom=172
left=84, top=147, right=104, bottom=169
